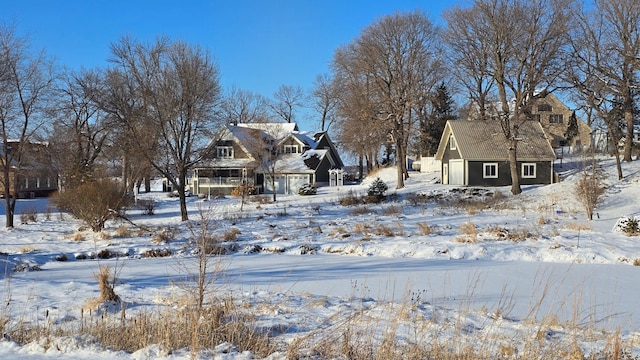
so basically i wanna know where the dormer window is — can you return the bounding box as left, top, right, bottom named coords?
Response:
left=216, top=146, right=234, bottom=158
left=284, top=145, right=298, bottom=154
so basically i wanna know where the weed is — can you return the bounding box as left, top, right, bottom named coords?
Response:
left=350, top=206, right=375, bottom=216
left=223, top=227, right=241, bottom=241
left=381, top=205, right=402, bottom=216
left=416, top=222, right=433, bottom=235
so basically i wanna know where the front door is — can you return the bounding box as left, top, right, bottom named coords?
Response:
left=442, top=164, right=449, bottom=184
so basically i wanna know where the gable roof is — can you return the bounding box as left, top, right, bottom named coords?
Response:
left=435, top=120, right=556, bottom=162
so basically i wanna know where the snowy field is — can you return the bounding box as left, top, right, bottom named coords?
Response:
left=2, top=154, right=640, bottom=359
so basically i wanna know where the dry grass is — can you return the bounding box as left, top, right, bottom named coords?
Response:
left=151, top=227, right=177, bottom=244
left=633, top=259, right=640, bottom=266
left=223, top=227, right=241, bottom=241
left=458, top=221, right=477, bottom=243
left=376, top=224, right=395, bottom=237
left=381, top=205, right=403, bottom=216
left=416, top=222, right=433, bottom=236
left=95, top=265, right=120, bottom=303
left=353, top=223, right=372, bottom=236
left=564, top=222, right=593, bottom=231
left=114, top=225, right=131, bottom=238
left=350, top=206, right=376, bottom=216
left=17, top=246, right=36, bottom=254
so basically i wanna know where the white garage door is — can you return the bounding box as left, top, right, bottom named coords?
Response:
left=287, top=175, right=309, bottom=195
left=449, top=160, right=465, bottom=185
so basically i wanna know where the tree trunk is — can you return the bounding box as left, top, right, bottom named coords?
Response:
left=3, top=167, right=13, bottom=228
left=606, top=123, right=624, bottom=180
left=508, top=139, right=521, bottom=195
left=358, top=154, right=364, bottom=181
left=177, top=170, right=189, bottom=221
left=395, top=119, right=405, bottom=189
left=623, top=107, right=634, bottom=162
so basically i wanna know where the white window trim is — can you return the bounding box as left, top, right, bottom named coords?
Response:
left=216, top=146, right=234, bottom=158
left=483, top=163, right=498, bottom=179
left=522, top=163, right=536, bottom=179
left=284, top=145, right=298, bottom=154
left=449, top=135, right=457, bottom=150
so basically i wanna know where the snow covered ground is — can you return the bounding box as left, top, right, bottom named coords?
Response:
left=1, top=154, right=640, bottom=359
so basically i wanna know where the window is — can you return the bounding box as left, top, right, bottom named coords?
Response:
left=522, top=163, right=536, bottom=178
left=284, top=145, right=298, bottom=154
left=538, top=104, right=552, bottom=112
left=483, top=163, right=498, bottom=178
left=216, top=146, right=234, bottom=158
left=449, top=135, right=457, bottom=150
left=549, top=114, right=563, bottom=124
left=530, top=114, right=541, bottom=122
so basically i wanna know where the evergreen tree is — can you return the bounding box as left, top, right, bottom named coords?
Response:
left=564, top=111, right=579, bottom=145
left=424, top=83, right=457, bottom=156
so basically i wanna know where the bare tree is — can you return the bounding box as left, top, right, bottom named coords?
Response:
left=444, top=0, right=572, bottom=195
left=50, top=68, right=112, bottom=188
left=270, top=84, right=304, bottom=123
left=310, top=74, right=341, bottom=132
left=221, top=86, right=271, bottom=125
left=240, top=123, right=290, bottom=202
left=568, top=0, right=640, bottom=163
left=442, top=4, right=495, bottom=121
left=0, top=24, right=54, bottom=228
left=107, top=36, right=222, bottom=221
left=332, top=10, right=442, bottom=188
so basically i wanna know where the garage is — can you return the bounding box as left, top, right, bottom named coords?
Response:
left=287, top=175, right=310, bottom=195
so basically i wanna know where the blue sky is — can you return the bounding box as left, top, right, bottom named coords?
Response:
left=3, top=0, right=448, bottom=125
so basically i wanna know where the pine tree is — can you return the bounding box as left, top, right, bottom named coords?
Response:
left=564, top=111, right=579, bottom=145
left=425, top=83, right=457, bottom=156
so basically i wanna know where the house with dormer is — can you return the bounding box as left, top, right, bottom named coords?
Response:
left=191, top=123, right=344, bottom=195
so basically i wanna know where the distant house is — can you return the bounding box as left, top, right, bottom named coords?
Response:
left=434, top=120, right=556, bottom=186
left=191, top=123, right=344, bottom=195
left=528, top=92, right=592, bottom=148
left=0, top=141, right=58, bottom=198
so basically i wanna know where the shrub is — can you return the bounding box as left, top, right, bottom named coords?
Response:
left=231, top=182, right=256, bottom=196
left=618, top=217, right=640, bottom=236
left=19, top=208, right=38, bottom=224
left=51, top=179, right=131, bottom=232
left=223, top=227, right=241, bottom=241
left=367, top=177, right=388, bottom=198
left=298, top=183, right=317, bottom=196
left=96, top=265, right=120, bottom=303
left=575, top=157, right=606, bottom=221
left=339, top=190, right=361, bottom=206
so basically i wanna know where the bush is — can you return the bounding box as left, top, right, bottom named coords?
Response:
left=298, top=183, right=317, bottom=196
left=231, top=183, right=256, bottom=196
left=367, top=177, right=388, bottom=198
left=51, top=179, right=131, bottom=232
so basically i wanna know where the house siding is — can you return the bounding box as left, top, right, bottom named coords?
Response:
left=531, top=93, right=591, bottom=148
left=467, top=161, right=552, bottom=186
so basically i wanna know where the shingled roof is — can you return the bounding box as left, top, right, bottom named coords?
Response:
left=435, top=120, right=556, bottom=161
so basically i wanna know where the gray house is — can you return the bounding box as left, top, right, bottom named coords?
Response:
left=191, top=123, right=344, bottom=195
left=434, top=120, right=556, bottom=186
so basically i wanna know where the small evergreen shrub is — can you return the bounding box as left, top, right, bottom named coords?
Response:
left=298, top=183, right=317, bottom=196
left=367, top=177, right=388, bottom=199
